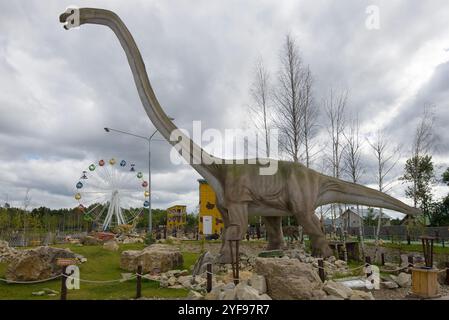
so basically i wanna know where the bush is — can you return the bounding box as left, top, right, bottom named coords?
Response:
left=144, top=233, right=155, bottom=245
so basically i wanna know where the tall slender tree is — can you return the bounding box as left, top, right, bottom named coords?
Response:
left=343, top=116, right=366, bottom=258
left=248, top=58, right=271, bottom=158
left=324, top=89, right=347, bottom=235
left=273, top=34, right=305, bottom=163
left=367, top=129, right=400, bottom=261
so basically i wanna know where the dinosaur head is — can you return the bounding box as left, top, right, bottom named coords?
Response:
left=59, top=7, right=81, bottom=30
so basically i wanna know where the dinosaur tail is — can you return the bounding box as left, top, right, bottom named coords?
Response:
left=317, top=176, right=420, bottom=216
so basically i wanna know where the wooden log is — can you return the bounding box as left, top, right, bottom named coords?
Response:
left=206, top=263, right=212, bottom=293
left=60, top=265, right=67, bottom=301
left=318, top=259, right=325, bottom=282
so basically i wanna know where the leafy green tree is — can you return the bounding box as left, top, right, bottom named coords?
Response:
left=400, top=155, right=434, bottom=219
left=443, top=167, right=449, bottom=186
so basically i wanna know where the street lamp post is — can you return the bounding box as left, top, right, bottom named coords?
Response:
left=104, top=123, right=172, bottom=236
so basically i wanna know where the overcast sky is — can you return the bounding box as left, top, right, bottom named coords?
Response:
left=0, top=1, right=448, bottom=217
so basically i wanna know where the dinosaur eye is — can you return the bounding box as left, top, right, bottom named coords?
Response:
left=71, top=10, right=74, bottom=14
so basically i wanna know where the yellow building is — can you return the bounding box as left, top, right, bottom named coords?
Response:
left=198, top=179, right=224, bottom=237
left=166, top=205, right=187, bottom=233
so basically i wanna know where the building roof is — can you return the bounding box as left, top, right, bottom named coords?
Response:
left=342, top=207, right=396, bottom=220
left=167, top=205, right=187, bottom=210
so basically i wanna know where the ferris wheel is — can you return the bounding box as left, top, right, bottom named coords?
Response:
left=74, top=158, right=149, bottom=231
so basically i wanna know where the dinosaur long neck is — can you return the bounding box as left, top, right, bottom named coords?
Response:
left=78, top=8, right=223, bottom=187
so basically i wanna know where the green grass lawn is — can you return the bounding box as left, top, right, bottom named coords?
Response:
left=365, top=241, right=449, bottom=255
left=0, top=243, right=199, bottom=300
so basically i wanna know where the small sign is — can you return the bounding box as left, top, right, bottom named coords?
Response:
left=56, top=258, right=77, bottom=266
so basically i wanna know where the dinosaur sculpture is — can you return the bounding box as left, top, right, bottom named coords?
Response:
left=59, top=7, right=420, bottom=262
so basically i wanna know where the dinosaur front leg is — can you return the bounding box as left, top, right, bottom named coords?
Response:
left=262, top=216, right=285, bottom=250
left=216, top=203, right=248, bottom=264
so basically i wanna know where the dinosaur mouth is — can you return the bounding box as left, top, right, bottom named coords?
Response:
left=59, top=11, right=72, bottom=24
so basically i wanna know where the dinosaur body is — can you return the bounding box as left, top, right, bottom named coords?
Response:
left=59, top=8, right=420, bottom=262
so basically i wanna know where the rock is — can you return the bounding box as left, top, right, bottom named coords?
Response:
left=80, top=235, right=101, bottom=246
left=192, top=251, right=215, bottom=276
left=204, top=288, right=222, bottom=300
left=258, top=250, right=284, bottom=258
left=391, top=273, right=411, bottom=288
left=42, top=288, right=58, bottom=295
left=400, top=254, right=410, bottom=267
left=383, top=262, right=398, bottom=270
left=120, top=244, right=183, bottom=273
left=177, top=275, right=193, bottom=288
left=122, top=237, right=144, bottom=244
left=381, top=281, right=399, bottom=289
left=170, top=284, right=184, bottom=289
left=0, top=240, right=18, bottom=263
left=159, top=279, right=169, bottom=288
left=167, top=269, right=182, bottom=278
left=222, top=287, right=237, bottom=300
left=259, top=293, right=272, bottom=300
left=168, top=276, right=177, bottom=286
left=180, top=269, right=189, bottom=276
left=320, top=295, right=344, bottom=300
left=187, top=290, right=204, bottom=300
left=323, top=280, right=353, bottom=299
left=249, top=274, right=267, bottom=294
left=334, top=260, right=347, bottom=268
left=311, top=289, right=327, bottom=299
left=350, top=290, right=375, bottom=300
left=326, top=256, right=337, bottom=263
left=235, top=283, right=263, bottom=300
left=224, top=282, right=236, bottom=290
left=254, top=257, right=324, bottom=300
left=5, top=246, right=82, bottom=281
left=103, top=240, right=119, bottom=251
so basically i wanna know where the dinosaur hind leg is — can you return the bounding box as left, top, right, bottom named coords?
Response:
left=262, top=216, right=284, bottom=250
left=294, top=211, right=332, bottom=257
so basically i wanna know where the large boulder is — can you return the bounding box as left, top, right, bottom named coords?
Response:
left=249, top=274, right=267, bottom=294
left=254, top=257, right=325, bottom=300
left=5, top=246, right=82, bottom=281
left=103, top=240, right=119, bottom=251
left=323, top=280, right=353, bottom=299
left=80, top=235, right=101, bottom=246
left=120, top=244, right=183, bottom=273
left=391, top=272, right=411, bottom=288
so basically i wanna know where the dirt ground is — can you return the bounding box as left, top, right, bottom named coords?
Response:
left=372, top=285, right=449, bottom=300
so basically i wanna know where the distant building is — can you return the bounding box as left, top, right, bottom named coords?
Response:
left=166, top=205, right=187, bottom=234
left=337, top=207, right=394, bottom=228
left=198, top=179, right=224, bottom=237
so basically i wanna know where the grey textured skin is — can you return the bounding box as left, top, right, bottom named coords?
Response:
left=59, top=8, right=420, bottom=262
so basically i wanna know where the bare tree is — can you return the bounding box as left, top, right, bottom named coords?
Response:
left=324, top=89, right=347, bottom=179
left=273, top=34, right=304, bottom=163
left=301, top=67, right=319, bottom=168
left=324, top=89, right=348, bottom=235
left=343, top=116, right=366, bottom=258
left=248, top=58, right=271, bottom=157
left=367, top=129, right=400, bottom=261
left=409, top=105, right=435, bottom=207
